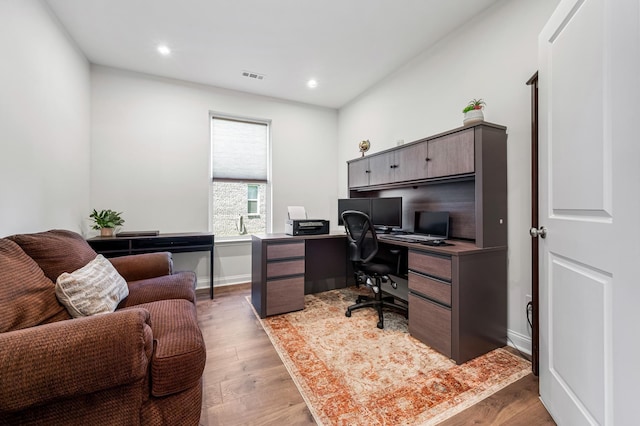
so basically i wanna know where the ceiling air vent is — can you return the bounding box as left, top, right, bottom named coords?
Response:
left=242, top=70, right=265, bottom=80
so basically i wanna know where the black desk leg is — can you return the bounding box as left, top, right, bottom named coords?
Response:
left=209, top=246, right=214, bottom=299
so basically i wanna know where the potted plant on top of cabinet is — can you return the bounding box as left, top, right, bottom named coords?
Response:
left=462, top=98, right=486, bottom=125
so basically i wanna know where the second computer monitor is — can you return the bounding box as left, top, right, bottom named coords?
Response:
left=414, top=211, right=450, bottom=239
left=370, top=197, right=402, bottom=231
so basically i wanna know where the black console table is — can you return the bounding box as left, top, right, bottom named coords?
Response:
left=87, top=232, right=215, bottom=299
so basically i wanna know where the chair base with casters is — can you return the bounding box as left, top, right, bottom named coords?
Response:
left=345, top=270, right=408, bottom=329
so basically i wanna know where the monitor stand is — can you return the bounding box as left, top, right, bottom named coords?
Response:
left=375, top=226, right=397, bottom=234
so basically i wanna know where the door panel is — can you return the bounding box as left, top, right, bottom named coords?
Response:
left=548, top=255, right=608, bottom=424
left=549, top=0, right=609, bottom=213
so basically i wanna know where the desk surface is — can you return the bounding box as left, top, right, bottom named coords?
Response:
left=252, top=232, right=504, bottom=256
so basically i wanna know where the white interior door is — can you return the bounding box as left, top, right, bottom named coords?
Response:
left=538, top=0, right=640, bottom=424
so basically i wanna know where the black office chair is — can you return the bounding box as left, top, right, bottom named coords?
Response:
left=342, top=210, right=408, bottom=329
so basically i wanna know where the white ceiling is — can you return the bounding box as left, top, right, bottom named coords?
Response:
left=45, top=0, right=500, bottom=109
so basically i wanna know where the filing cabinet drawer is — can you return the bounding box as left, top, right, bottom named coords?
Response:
left=267, top=242, right=305, bottom=260
left=408, top=293, right=452, bottom=358
left=266, top=259, right=305, bottom=278
left=266, top=276, right=305, bottom=316
left=408, top=251, right=452, bottom=281
left=408, top=271, right=451, bottom=306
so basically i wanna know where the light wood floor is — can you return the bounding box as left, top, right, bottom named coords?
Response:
left=197, top=284, right=556, bottom=426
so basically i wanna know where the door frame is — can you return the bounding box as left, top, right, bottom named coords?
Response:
left=526, top=72, right=539, bottom=376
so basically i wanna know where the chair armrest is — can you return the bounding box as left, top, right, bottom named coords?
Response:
left=0, top=308, right=153, bottom=413
left=110, top=252, right=174, bottom=281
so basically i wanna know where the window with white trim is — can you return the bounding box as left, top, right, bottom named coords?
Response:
left=247, top=184, right=259, bottom=216
left=211, top=116, right=269, bottom=237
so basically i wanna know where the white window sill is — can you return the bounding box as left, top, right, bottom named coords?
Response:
left=214, top=236, right=253, bottom=246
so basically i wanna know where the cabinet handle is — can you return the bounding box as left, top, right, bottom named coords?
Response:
left=365, top=170, right=371, bottom=173
left=425, top=157, right=431, bottom=162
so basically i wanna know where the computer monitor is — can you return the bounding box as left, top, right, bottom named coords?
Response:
left=414, top=211, right=450, bottom=239
left=337, top=198, right=371, bottom=225
left=370, top=197, right=402, bottom=232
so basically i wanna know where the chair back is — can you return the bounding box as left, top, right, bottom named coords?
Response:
left=341, top=210, right=378, bottom=264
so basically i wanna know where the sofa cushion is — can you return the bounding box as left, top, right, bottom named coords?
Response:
left=126, top=299, right=206, bottom=397
left=56, top=255, right=129, bottom=318
left=118, top=271, right=197, bottom=308
left=9, top=229, right=97, bottom=282
left=0, top=239, right=70, bottom=332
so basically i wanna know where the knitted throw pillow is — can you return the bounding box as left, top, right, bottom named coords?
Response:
left=55, top=255, right=129, bottom=317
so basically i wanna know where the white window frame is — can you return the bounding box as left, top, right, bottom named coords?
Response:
left=209, top=112, right=272, bottom=242
left=247, top=184, right=260, bottom=217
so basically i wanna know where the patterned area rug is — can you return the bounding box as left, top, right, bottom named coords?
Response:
left=250, top=287, right=531, bottom=426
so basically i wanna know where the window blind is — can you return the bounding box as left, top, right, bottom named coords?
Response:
left=211, top=117, right=268, bottom=182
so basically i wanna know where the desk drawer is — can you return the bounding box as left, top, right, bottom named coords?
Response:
left=267, top=242, right=305, bottom=260
left=409, top=251, right=451, bottom=281
left=266, top=276, right=305, bottom=316
left=409, top=293, right=451, bottom=358
left=267, top=259, right=305, bottom=278
left=409, top=272, right=451, bottom=306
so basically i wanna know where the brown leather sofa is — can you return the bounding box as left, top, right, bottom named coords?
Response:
left=0, top=230, right=206, bottom=425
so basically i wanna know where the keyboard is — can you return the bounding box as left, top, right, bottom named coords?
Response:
left=379, top=234, right=442, bottom=243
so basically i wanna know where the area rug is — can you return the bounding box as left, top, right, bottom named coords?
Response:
left=249, top=287, right=531, bottom=426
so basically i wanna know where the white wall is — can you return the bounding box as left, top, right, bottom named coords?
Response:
left=90, top=66, right=338, bottom=288
left=0, top=0, right=91, bottom=237
left=337, top=0, right=560, bottom=351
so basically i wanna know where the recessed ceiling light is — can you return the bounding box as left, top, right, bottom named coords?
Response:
left=307, top=79, right=318, bottom=89
left=157, top=45, right=171, bottom=56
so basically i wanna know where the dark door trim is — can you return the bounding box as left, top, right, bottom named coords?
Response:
left=526, top=71, right=539, bottom=376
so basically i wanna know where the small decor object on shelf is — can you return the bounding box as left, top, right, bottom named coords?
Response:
left=359, top=139, right=370, bottom=157
left=462, top=98, right=486, bottom=125
left=89, top=209, right=125, bottom=237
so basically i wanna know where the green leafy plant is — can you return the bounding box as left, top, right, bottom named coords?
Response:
left=89, top=209, right=124, bottom=230
left=462, top=98, right=486, bottom=113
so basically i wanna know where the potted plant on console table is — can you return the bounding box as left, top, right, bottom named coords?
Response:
left=89, top=209, right=125, bottom=237
left=462, top=98, right=486, bottom=125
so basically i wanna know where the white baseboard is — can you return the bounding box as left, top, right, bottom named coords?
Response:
left=507, top=329, right=532, bottom=356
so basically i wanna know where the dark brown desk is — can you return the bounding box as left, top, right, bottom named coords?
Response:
left=251, top=232, right=506, bottom=364
left=87, top=232, right=215, bottom=298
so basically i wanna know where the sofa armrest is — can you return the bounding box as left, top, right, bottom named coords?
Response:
left=0, top=308, right=153, bottom=413
left=109, top=252, right=174, bottom=281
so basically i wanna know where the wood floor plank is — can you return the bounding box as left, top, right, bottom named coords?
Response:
left=197, top=284, right=555, bottom=425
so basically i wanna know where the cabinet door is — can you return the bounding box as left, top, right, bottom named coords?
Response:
left=427, top=129, right=474, bottom=178
left=347, top=158, right=370, bottom=188
left=368, top=152, right=395, bottom=186
left=394, top=141, right=429, bottom=182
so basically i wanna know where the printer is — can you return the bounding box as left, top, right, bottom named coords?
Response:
left=285, top=206, right=330, bottom=236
